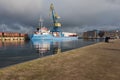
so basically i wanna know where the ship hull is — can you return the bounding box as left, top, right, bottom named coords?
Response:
left=29, top=34, right=78, bottom=41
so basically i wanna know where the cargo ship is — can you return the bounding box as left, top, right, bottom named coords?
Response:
left=30, top=3, right=78, bottom=41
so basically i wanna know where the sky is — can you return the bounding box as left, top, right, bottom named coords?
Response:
left=0, top=0, right=120, bottom=33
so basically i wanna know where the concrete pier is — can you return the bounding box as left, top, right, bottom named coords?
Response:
left=0, top=39, right=120, bottom=80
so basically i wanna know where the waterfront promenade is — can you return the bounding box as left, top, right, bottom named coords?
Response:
left=0, top=39, right=120, bottom=80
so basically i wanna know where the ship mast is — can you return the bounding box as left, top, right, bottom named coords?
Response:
left=39, top=17, right=44, bottom=29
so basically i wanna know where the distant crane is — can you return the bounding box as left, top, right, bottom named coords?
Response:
left=49, top=3, right=63, bottom=37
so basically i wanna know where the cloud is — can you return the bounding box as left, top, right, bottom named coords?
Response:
left=0, top=0, right=43, bottom=24
left=0, top=0, right=120, bottom=33
left=0, top=0, right=43, bottom=15
left=0, top=23, right=34, bottom=33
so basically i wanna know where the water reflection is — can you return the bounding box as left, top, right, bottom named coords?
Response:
left=33, top=40, right=50, bottom=54
left=0, top=40, right=25, bottom=48
left=83, top=38, right=104, bottom=42
left=32, top=39, right=101, bottom=57
left=0, top=39, right=100, bottom=68
left=32, top=40, right=62, bottom=57
left=52, top=42, right=61, bottom=54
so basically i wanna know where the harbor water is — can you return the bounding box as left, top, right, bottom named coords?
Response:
left=0, top=39, right=103, bottom=68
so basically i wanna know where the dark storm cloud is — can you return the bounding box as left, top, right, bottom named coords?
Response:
left=0, top=23, right=34, bottom=33
left=0, top=0, right=44, bottom=33
left=60, top=0, right=120, bottom=32
left=0, top=0, right=43, bottom=23
left=0, top=0, right=120, bottom=33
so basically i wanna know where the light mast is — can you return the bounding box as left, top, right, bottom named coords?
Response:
left=37, top=17, right=44, bottom=32
left=39, top=17, right=44, bottom=29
